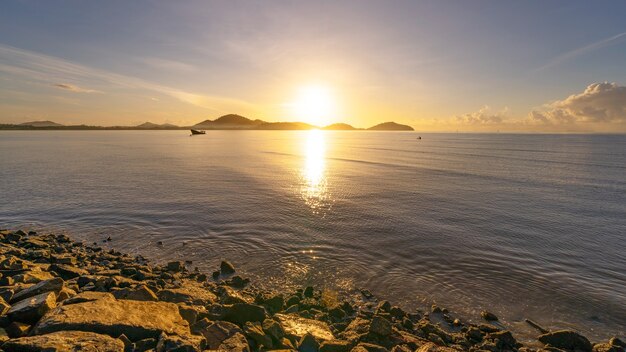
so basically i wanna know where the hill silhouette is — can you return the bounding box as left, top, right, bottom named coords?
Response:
left=368, top=121, right=414, bottom=131
left=19, top=120, right=63, bottom=127
left=322, top=123, right=357, bottom=130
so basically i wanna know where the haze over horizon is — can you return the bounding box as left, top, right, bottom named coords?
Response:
left=1, top=1, right=626, bottom=132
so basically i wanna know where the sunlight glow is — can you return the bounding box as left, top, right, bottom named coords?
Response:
left=300, top=129, right=331, bottom=214
left=290, top=85, right=336, bottom=126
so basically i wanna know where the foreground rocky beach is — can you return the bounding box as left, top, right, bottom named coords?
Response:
left=0, top=229, right=622, bottom=352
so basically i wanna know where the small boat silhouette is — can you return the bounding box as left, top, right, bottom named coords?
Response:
left=190, top=129, right=206, bottom=135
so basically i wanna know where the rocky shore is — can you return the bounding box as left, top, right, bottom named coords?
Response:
left=0, top=228, right=623, bottom=352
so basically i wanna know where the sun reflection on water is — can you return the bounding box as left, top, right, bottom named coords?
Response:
left=300, top=129, right=332, bottom=214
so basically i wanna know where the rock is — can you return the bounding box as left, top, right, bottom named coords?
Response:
left=262, top=294, right=284, bottom=313
left=480, top=310, right=498, bottom=321
left=610, top=338, right=625, bottom=348
left=134, top=337, right=157, bottom=351
left=220, top=260, right=236, bottom=275
left=488, top=330, right=517, bottom=350
left=10, top=277, right=64, bottom=303
left=593, top=342, right=624, bottom=352
left=369, top=315, right=392, bottom=336
left=299, top=332, right=320, bottom=352
left=0, top=327, right=8, bottom=343
left=6, top=321, right=31, bottom=338
left=244, top=321, right=273, bottom=348
left=2, top=330, right=125, bottom=351
left=167, top=261, right=184, bottom=273
left=276, top=313, right=334, bottom=341
left=304, top=286, right=315, bottom=298
left=352, top=342, right=389, bottom=352
left=158, top=286, right=216, bottom=305
left=33, top=298, right=190, bottom=341
left=0, top=298, right=10, bottom=315
left=263, top=318, right=285, bottom=342
left=224, top=303, right=267, bottom=325
left=8, top=291, right=57, bottom=324
left=14, top=270, right=55, bottom=284
left=320, top=339, right=351, bottom=352
left=538, top=330, right=592, bottom=352
left=117, top=285, right=158, bottom=301
left=156, top=332, right=205, bottom=352
left=62, top=291, right=114, bottom=305
left=192, top=319, right=242, bottom=349
left=218, top=332, right=250, bottom=352
left=415, top=342, right=462, bottom=352
left=49, top=264, right=88, bottom=280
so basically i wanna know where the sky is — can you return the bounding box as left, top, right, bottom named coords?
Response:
left=1, top=1, right=626, bottom=132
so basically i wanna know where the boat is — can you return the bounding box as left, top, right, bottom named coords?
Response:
left=190, top=129, right=206, bottom=135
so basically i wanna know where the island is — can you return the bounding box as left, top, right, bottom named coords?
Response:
left=1, top=114, right=415, bottom=131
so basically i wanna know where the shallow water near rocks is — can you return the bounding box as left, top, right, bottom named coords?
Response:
left=1, top=130, right=625, bottom=341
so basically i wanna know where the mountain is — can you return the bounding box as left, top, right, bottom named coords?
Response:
left=367, top=122, right=414, bottom=131
left=323, top=123, right=357, bottom=130
left=19, top=120, right=63, bottom=127
left=136, top=122, right=179, bottom=129
left=256, top=122, right=315, bottom=130
left=193, top=114, right=265, bottom=129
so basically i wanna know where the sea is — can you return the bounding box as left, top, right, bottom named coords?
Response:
left=1, top=130, right=625, bottom=341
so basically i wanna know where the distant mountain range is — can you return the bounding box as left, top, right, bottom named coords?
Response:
left=2, top=114, right=414, bottom=131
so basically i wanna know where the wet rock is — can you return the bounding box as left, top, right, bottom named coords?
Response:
left=0, top=327, right=8, bottom=343
left=226, top=275, right=250, bottom=288
left=2, top=330, right=125, bottom=351
left=480, top=310, right=498, bottom=321
left=488, top=330, right=518, bottom=350
left=49, top=264, right=88, bottom=280
left=220, top=260, right=236, bottom=275
left=157, top=284, right=216, bottom=305
left=219, top=332, right=250, bottom=352
left=299, top=332, right=320, bottom=352
left=166, top=261, right=184, bottom=273
left=224, top=303, right=267, bottom=325
left=304, top=286, right=315, bottom=298
left=538, top=330, right=592, bottom=352
left=276, top=313, right=335, bottom=341
left=134, top=337, right=157, bottom=351
left=369, top=315, right=392, bottom=336
left=8, top=291, right=56, bottom=324
left=33, top=298, right=190, bottom=341
left=261, top=293, right=284, bottom=313
left=593, top=342, right=624, bottom=352
left=10, top=277, right=64, bottom=303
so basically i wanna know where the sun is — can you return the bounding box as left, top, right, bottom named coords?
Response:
left=290, top=85, right=336, bottom=126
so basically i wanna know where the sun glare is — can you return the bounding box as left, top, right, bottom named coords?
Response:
left=290, top=85, right=336, bottom=126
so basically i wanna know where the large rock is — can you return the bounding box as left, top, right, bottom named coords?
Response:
left=275, top=313, right=334, bottom=341
left=10, top=277, right=64, bottom=303
left=157, top=285, right=216, bottom=305
left=49, top=264, right=88, bottom=280
left=8, top=291, right=57, bottom=324
left=219, top=332, right=250, bottom=352
left=2, top=330, right=125, bottom=352
left=224, top=303, right=267, bottom=325
left=538, top=330, right=592, bottom=352
left=33, top=297, right=190, bottom=341
left=192, top=319, right=242, bottom=349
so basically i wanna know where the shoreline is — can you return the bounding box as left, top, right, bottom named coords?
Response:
left=0, top=228, right=623, bottom=352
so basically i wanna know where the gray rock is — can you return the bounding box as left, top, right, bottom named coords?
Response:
left=538, top=330, right=592, bottom=352
left=6, top=321, right=31, bottom=338
left=10, top=277, right=64, bottom=303
left=369, top=315, right=391, bottom=336
left=8, top=291, right=57, bottom=324
left=166, top=261, right=184, bottom=273
left=2, top=330, right=125, bottom=352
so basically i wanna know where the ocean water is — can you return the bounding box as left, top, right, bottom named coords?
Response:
left=1, top=130, right=625, bottom=341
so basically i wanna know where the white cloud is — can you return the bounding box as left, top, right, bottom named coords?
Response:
left=528, top=82, right=626, bottom=125
left=455, top=105, right=507, bottom=125
left=0, top=44, right=254, bottom=113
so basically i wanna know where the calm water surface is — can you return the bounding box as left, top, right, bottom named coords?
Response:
left=1, top=131, right=625, bottom=341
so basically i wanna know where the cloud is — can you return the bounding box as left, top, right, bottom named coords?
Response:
left=455, top=105, right=507, bottom=125
left=53, top=83, right=98, bottom=93
left=0, top=44, right=254, bottom=113
left=537, top=31, right=626, bottom=71
left=138, top=57, right=195, bottom=72
left=528, top=82, right=626, bottom=125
